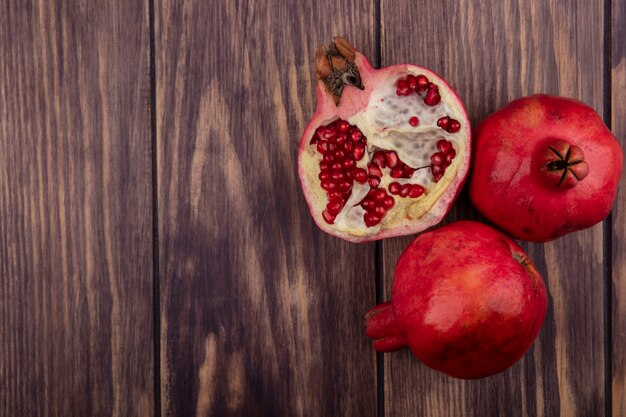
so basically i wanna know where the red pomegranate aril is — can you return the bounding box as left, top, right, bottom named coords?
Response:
left=446, top=149, right=456, bottom=162
left=328, top=143, right=337, bottom=152
left=416, top=75, right=429, bottom=92
left=319, top=161, right=329, bottom=171
left=343, top=141, right=354, bottom=152
left=361, top=198, right=375, bottom=210
left=350, top=129, right=362, bottom=142
left=432, top=164, right=444, bottom=177
left=431, top=152, right=445, bottom=166
left=368, top=163, right=383, bottom=178
left=383, top=196, right=395, bottom=209
left=343, top=158, right=356, bottom=169
left=319, top=172, right=330, bottom=181
left=331, top=162, right=342, bottom=171
left=364, top=213, right=382, bottom=227
left=331, top=171, right=344, bottom=181
left=390, top=168, right=404, bottom=178
left=448, top=120, right=461, bottom=133
left=322, top=209, right=336, bottom=224
left=317, top=141, right=329, bottom=154
left=437, top=139, right=453, bottom=153
left=354, top=168, right=368, bottom=183
left=373, top=189, right=387, bottom=201
left=338, top=181, right=352, bottom=192
left=323, top=154, right=334, bottom=163
left=321, top=180, right=336, bottom=191
left=388, top=182, right=401, bottom=195
left=403, top=166, right=415, bottom=178
left=354, top=143, right=366, bottom=160
left=424, top=85, right=441, bottom=106
left=409, top=116, right=419, bottom=127
left=337, top=120, right=350, bottom=132
left=373, top=152, right=387, bottom=168
left=334, top=150, right=345, bottom=160
left=328, top=191, right=343, bottom=201
left=408, top=184, right=425, bottom=198
left=385, top=151, right=399, bottom=169
left=336, top=133, right=346, bottom=144
left=396, top=79, right=410, bottom=96
left=369, top=176, right=381, bottom=188
left=327, top=200, right=343, bottom=215
left=374, top=205, right=386, bottom=216
left=399, top=184, right=411, bottom=198
left=437, top=116, right=450, bottom=130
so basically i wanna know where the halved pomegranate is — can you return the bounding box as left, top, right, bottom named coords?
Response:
left=298, top=38, right=471, bottom=242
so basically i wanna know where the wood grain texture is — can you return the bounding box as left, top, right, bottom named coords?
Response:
left=156, top=1, right=377, bottom=416
left=0, top=1, right=154, bottom=416
left=612, top=0, right=626, bottom=414
left=380, top=1, right=607, bottom=416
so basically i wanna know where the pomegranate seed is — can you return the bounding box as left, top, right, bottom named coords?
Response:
left=331, top=162, right=342, bottom=171
left=328, top=191, right=343, bottom=201
left=388, top=182, right=401, bottom=195
left=334, top=150, right=345, bottom=160
left=361, top=198, right=375, bottom=210
left=323, top=154, right=334, bottom=163
left=316, top=141, right=329, bottom=154
left=372, top=152, right=386, bottom=168
left=437, top=116, right=450, bottom=130
left=416, top=75, right=429, bottom=91
left=364, top=213, right=382, bottom=227
left=384, top=151, right=399, bottom=169
left=407, top=74, right=418, bottom=90
left=328, top=143, right=338, bottom=152
left=374, top=205, right=386, bottom=216
left=319, top=162, right=329, bottom=171
left=336, top=133, right=346, bottom=144
left=424, top=87, right=441, bottom=106
left=446, top=149, right=456, bottom=163
left=431, top=164, right=444, bottom=176
left=431, top=152, right=445, bottom=166
left=437, top=139, right=452, bottom=153
left=337, top=120, right=350, bottom=132
left=390, top=168, right=404, bottom=178
left=448, top=119, right=461, bottom=133
left=321, top=180, right=336, bottom=191
left=409, top=116, right=419, bottom=127
left=319, top=172, right=330, bottom=181
left=373, top=189, right=387, bottom=201
left=321, top=129, right=337, bottom=140
left=383, top=196, right=395, bottom=209
left=343, top=158, right=356, bottom=169
left=408, top=184, right=425, bottom=198
left=368, top=163, right=383, bottom=178
left=350, top=129, right=362, bottom=142
left=354, top=168, right=368, bottom=184
left=353, top=143, right=365, bottom=160
left=368, top=176, right=381, bottom=188
left=403, top=166, right=415, bottom=178
left=343, top=141, right=354, bottom=152
left=399, top=184, right=411, bottom=198
left=331, top=171, right=344, bottom=181
left=338, top=181, right=352, bottom=192
left=327, top=201, right=343, bottom=215
left=389, top=167, right=404, bottom=178
left=322, top=210, right=335, bottom=224
left=434, top=173, right=443, bottom=182
left=396, top=79, right=410, bottom=96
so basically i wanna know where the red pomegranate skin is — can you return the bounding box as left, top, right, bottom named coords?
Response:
left=469, top=95, right=623, bottom=242
left=365, top=221, right=547, bottom=379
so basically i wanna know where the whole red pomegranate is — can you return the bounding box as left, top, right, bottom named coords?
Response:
left=469, top=95, right=623, bottom=242
left=365, top=221, right=547, bottom=379
left=298, top=38, right=471, bottom=242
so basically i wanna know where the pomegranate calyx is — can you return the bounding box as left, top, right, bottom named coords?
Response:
left=315, top=38, right=364, bottom=105
left=365, top=301, right=407, bottom=352
left=536, top=139, right=589, bottom=189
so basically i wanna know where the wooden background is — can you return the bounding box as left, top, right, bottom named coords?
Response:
left=0, top=0, right=624, bottom=416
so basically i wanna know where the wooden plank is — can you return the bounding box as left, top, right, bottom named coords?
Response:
left=612, top=0, right=626, bottom=414
left=0, top=1, right=153, bottom=416
left=380, top=1, right=606, bottom=416
left=156, top=2, right=377, bottom=416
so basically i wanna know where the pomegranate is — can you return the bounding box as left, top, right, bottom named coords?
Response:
left=469, top=95, right=623, bottom=242
left=365, top=221, right=547, bottom=379
left=298, top=38, right=471, bottom=242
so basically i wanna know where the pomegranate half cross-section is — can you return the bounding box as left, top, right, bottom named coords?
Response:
left=298, top=37, right=471, bottom=242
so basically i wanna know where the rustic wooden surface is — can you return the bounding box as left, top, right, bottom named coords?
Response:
left=0, top=0, right=623, bottom=416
